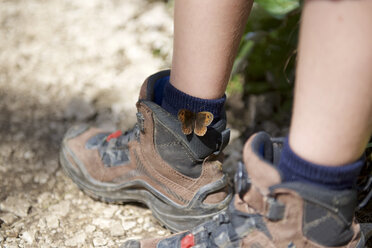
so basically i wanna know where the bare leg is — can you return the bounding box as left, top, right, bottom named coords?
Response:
left=170, top=0, right=253, bottom=100
left=290, top=0, right=372, bottom=166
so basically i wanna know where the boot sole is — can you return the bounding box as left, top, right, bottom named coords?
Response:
left=120, top=236, right=366, bottom=248
left=59, top=143, right=231, bottom=233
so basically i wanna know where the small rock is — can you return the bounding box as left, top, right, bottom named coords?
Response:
left=110, top=220, right=124, bottom=237
left=229, top=128, right=241, bottom=142
left=132, top=227, right=143, bottom=234
left=103, top=206, right=118, bottom=218
left=122, top=236, right=144, bottom=243
left=120, top=215, right=136, bottom=222
left=64, top=232, right=86, bottom=247
left=38, top=218, right=46, bottom=229
left=107, top=240, right=115, bottom=246
left=93, top=237, right=108, bottom=247
left=124, top=208, right=135, bottom=216
left=37, top=192, right=52, bottom=204
left=19, top=231, right=33, bottom=244
left=0, top=196, right=31, bottom=217
left=157, top=230, right=166, bottom=236
left=85, top=224, right=96, bottom=233
left=93, top=231, right=104, bottom=238
left=46, top=215, right=59, bottom=229
left=137, top=217, right=144, bottom=224
left=23, top=150, right=35, bottom=160
left=64, top=194, right=74, bottom=200
left=92, top=218, right=111, bottom=229
left=143, top=222, right=153, bottom=230
left=34, top=172, right=49, bottom=184
left=48, top=200, right=70, bottom=217
left=143, top=210, right=152, bottom=215
left=123, top=221, right=136, bottom=231
left=0, top=212, right=18, bottom=225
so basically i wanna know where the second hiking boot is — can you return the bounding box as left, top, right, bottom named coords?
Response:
left=121, top=132, right=365, bottom=248
left=59, top=70, right=232, bottom=232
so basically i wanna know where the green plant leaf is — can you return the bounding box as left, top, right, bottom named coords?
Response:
left=227, top=74, right=244, bottom=95
left=256, top=0, right=300, bottom=17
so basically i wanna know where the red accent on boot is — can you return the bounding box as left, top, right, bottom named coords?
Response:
left=106, top=130, right=122, bottom=142
left=180, top=233, right=195, bottom=248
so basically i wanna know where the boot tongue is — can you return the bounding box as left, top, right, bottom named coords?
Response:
left=138, top=70, right=171, bottom=101
left=243, top=132, right=282, bottom=195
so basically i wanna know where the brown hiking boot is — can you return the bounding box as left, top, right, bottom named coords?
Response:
left=122, top=132, right=365, bottom=247
left=59, top=70, right=232, bottom=232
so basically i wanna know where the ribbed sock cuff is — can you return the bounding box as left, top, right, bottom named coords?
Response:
left=161, top=81, right=226, bottom=121
left=278, top=138, right=364, bottom=190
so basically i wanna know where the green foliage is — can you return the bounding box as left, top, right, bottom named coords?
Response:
left=255, top=0, right=300, bottom=17
left=226, top=74, right=244, bottom=95
left=229, top=1, right=300, bottom=95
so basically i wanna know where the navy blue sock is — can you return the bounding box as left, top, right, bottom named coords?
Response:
left=278, top=138, right=364, bottom=190
left=156, top=78, right=226, bottom=123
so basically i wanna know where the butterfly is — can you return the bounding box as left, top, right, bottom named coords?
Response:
left=177, top=109, right=214, bottom=136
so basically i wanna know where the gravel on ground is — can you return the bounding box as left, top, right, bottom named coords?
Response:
left=0, top=0, right=175, bottom=247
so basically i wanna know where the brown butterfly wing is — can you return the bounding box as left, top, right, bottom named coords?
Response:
left=194, top=111, right=214, bottom=136
left=177, top=109, right=194, bottom=135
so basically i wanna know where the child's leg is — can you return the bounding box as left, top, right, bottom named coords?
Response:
left=290, top=0, right=372, bottom=166
left=170, top=0, right=252, bottom=99
left=160, top=0, right=253, bottom=122
left=122, top=1, right=372, bottom=247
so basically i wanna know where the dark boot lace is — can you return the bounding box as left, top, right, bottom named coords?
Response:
left=112, top=124, right=141, bottom=148
left=86, top=124, right=141, bottom=167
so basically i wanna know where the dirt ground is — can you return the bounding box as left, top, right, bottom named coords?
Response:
left=0, top=0, right=175, bottom=247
